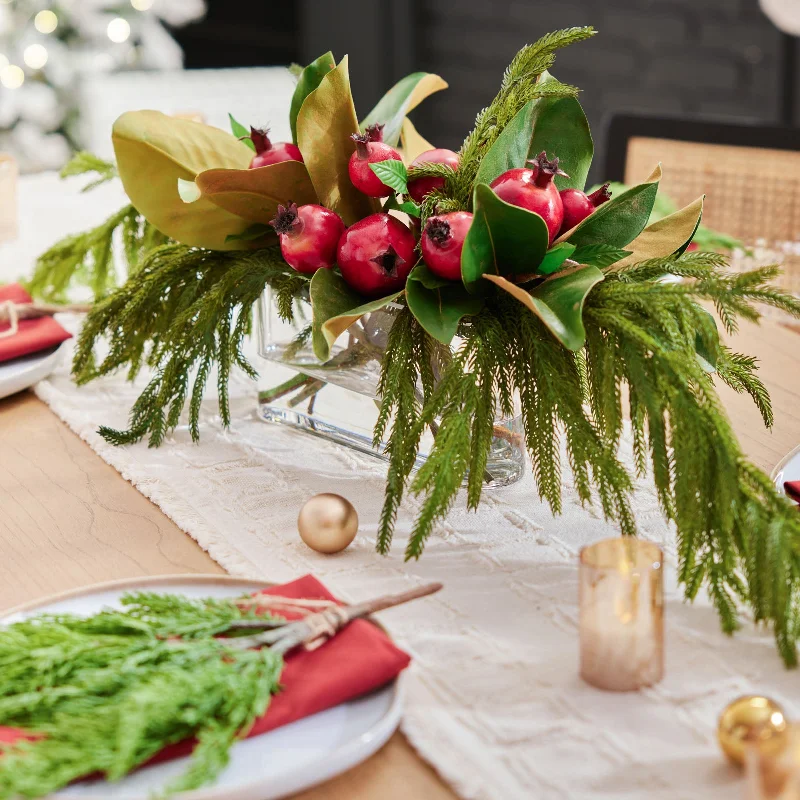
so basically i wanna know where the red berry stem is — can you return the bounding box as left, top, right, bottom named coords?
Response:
left=365, top=123, right=385, bottom=142
left=529, top=151, right=569, bottom=189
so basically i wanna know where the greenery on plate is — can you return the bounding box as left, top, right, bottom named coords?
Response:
left=28, top=27, right=800, bottom=665
left=0, top=593, right=284, bottom=798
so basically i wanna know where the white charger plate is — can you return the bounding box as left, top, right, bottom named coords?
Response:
left=773, top=445, right=800, bottom=488
left=1, top=575, right=403, bottom=800
left=0, top=341, right=66, bottom=400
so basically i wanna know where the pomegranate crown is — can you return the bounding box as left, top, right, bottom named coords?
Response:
left=269, top=202, right=301, bottom=235
left=588, top=182, right=612, bottom=207
left=243, top=126, right=272, bottom=154
left=425, top=217, right=452, bottom=247
left=364, top=123, right=385, bottom=142
left=370, top=244, right=405, bottom=278
left=528, top=151, right=569, bottom=180
left=350, top=133, right=371, bottom=159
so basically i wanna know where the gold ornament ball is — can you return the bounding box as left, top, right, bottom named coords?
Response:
left=718, top=695, right=790, bottom=766
left=297, top=493, right=359, bottom=554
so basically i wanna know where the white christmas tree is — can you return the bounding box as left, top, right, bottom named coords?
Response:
left=0, top=0, right=206, bottom=171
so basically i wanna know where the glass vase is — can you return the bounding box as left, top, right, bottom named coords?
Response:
left=256, top=288, right=525, bottom=488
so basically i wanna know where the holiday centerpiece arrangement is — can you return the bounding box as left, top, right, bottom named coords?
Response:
left=29, top=27, right=800, bottom=664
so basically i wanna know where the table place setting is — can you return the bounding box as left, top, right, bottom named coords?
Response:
left=4, top=21, right=800, bottom=800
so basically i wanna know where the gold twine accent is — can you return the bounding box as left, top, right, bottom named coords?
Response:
left=0, top=300, right=92, bottom=340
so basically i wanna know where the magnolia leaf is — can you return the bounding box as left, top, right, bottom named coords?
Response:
left=177, top=178, right=201, bottom=203
left=571, top=243, right=631, bottom=268
left=461, top=183, right=549, bottom=293
left=384, top=193, right=420, bottom=218
left=112, top=110, right=255, bottom=250
left=400, top=117, right=435, bottom=163
left=224, top=223, right=273, bottom=243
left=484, top=264, right=604, bottom=350
left=474, top=73, right=592, bottom=190
left=296, top=56, right=379, bottom=225
left=556, top=164, right=662, bottom=248
left=369, top=160, right=408, bottom=194
left=406, top=264, right=484, bottom=344
left=228, top=113, right=255, bottom=152
left=310, top=268, right=402, bottom=362
left=537, top=242, right=576, bottom=275
left=615, top=196, right=705, bottom=268
left=361, top=72, right=448, bottom=146
left=289, top=51, right=336, bottom=145
left=195, top=161, right=317, bottom=225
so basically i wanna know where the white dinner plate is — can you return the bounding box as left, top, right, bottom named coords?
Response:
left=0, top=341, right=66, bottom=400
left=1, top=574, right=403, bottom=800
left=772, top=444, right=800, bottom=489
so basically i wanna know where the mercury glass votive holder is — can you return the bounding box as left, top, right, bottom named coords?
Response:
left=579, top=537, right=664, bottom=691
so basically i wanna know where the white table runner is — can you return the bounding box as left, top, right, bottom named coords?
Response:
left=3, top=174, right=797, bottom=800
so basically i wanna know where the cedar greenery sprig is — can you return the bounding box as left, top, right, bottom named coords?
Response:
left=73, top=244, right=308, bottom=446
left=371, top=251, right=800, bottom=663
left=0, top=593, right=284, bottom=798
left=26, top=152, right=167, bottom=302
left=415, top=26, right=593, bottom=221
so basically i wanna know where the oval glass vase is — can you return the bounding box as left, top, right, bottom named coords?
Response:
left=256, top=288, right=525, bottom=488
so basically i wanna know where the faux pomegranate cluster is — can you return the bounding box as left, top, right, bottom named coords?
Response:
left=271, top=135, right=613, bottom=298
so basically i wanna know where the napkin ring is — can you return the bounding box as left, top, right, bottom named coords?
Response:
left=0, top=300, right=18, bottom=340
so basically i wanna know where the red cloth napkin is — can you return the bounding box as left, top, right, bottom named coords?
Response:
left=784, top=481, right=800, bottom=504
left=0, top=283, right=71, bottom=363
left=0, top=575, right=410, bottom=769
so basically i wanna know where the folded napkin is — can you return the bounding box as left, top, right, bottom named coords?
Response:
left=0, top=283, right=71, bottom=363
left=0, top=574, right=410, bottom=769
left=785, top=481, right=800, bottom=504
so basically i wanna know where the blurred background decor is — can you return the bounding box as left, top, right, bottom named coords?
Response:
left=0, top=0, right=205, bottom=172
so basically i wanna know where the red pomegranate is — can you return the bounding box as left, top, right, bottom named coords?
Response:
left=420, top=212, right=473, bottom=281
left=407, top=148, right=460, bottom=204
left=269, top=202, right=345, bottom=274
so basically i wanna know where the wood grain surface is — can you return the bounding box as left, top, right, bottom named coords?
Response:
left=0, top=315, right=798, bottom=800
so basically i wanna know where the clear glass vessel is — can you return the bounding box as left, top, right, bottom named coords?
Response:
left=256, top=288, right=525, bottom=488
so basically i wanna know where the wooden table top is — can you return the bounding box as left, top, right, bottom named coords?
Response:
left=1, top=314, right=798, bottom=799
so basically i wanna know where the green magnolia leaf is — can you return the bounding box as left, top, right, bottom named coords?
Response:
left=406, top=264, right=484, bottom=344
left=474, top=73, right=592, bottom=191
left=383, top=193, right=420, bottom=218
left=537, top=242, right=576, bottom=275
left=228, top=113, right=255, bottom=152
left=224, top=223, right=273, bottom=243
left=112, top=110, right=255, bottom=250
left=369, top=160, right=408, bottom=194
left=461, top=183, right=550, bottom=293
left=571, top=243, right=631, bottom=268
left=195, top=160, right=317, bottom=225
left=361, top=72, right=448, bottom=146
left=484, top=264, right=604, bottom=350
left=290, top=51, right=336, bottom=145
left=309, top=268, right=402, bottom=362
left=556, top=164, right=662, bottom=249
left=615, top=196, right=704, bottom=268
left=296, top=56, right=379, bottom=226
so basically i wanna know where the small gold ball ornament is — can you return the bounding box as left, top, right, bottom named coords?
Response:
left=297, top=493, right=359, bottom=554
left=718, top=695, right=790, bottom=766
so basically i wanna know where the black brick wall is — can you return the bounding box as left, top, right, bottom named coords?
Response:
left=412, top=0, right=789, bottom=182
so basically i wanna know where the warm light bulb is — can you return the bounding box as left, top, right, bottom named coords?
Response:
left=131, top=0, right=154, bottom=9
left=23, top=44, right=48, bottom=70
left=107, top=17, right=131, bottom=43
left=34, top=10, right=58, bottom=34
left=0, top=65, right=25, bottom=89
